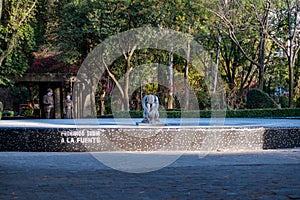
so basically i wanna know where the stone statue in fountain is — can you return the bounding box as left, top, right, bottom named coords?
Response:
left=141, top=94, right=160, bottom=124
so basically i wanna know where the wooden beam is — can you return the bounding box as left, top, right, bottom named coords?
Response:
left=16, top=73, right=76, bottom=82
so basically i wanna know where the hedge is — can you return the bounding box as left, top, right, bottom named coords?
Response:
left=100, top=108, right=300, bottom=118
left=2, top=110, right=14, bottom=117
left=246, top=88, right=278, bottom=109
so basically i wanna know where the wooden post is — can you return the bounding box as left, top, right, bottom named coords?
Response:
left=54, top=87, right=61, bottom=119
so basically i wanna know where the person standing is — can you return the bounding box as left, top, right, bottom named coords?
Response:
left=43, top=88, right=54, bottom=119
left=63, top=94, right=73, bottom=119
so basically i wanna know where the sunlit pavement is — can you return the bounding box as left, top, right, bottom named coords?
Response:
left=0, top=149, right=300, bottom=199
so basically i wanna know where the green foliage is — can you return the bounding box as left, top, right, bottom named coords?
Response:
left=10, top=86, right=30, bottom=106
left=295, top=97, right=300, bottom=108
left=100, top=108, right=300, bottom=118
left=49, top=0, right=132, bottom=64
left=279, top=96, right=289, bottom=108
left=2, top=0, right=297, bottom=113
left=226, top=108, right=300, bottom=118
left=0, top=0, right=38, bottom=86
left=246, top=88, right=278, bottom=109
left=2, top=110, right=14, bottom=117
left=268, top=0, right=300, bottom=107
left=23, top=106, right=34, bottom=117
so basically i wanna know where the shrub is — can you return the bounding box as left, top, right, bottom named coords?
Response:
left=23, top=106, right=34, bottom=117
left=246, top=88, right=278, bottom=109
left=279, top=96, right=289, bottom=108
left=2, top=110, right=14, bottom=117
left=99, top=108, right=300, bottom=118
left=295, top=98, right=300, bottom=108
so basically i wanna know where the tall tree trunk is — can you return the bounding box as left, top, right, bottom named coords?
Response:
left=257, top=36, right=266, bottom=90
left=100, top=90, right=106, bottom=116
left=124, top=58, right=132, bottom=111
left=288, top=54, right=295, bottom=108
left=257, top=2, right=270, bottom=90
left=168, top=51, right=174, bottom=109
left=184, top=41, right=191, bottom=110
left=214, top=25, right=222, bottom=93
left=288, top=82, right=294, bottom=108
left=122, top=45, right=136, bottom=111
left=103, top=59, right=125, bottom=111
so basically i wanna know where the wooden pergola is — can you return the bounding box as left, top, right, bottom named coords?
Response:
left=12, top=50, right=101, bottom=119
left=16, top=72, right=76, bottom=119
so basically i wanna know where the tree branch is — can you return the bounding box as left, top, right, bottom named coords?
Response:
left=102, top=57, right=124, bottom=98
left=198, top=2, right=260, bottom=67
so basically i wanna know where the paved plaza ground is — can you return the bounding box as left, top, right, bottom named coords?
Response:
left=0, top=149, right=300, bottom=200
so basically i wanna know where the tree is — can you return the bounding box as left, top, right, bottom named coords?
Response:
left=50, top=0, right=164, bottom=112
left=44, top=0, right=228, bottom=113
left=268, top=0, right=300, bottom=107
left=200, top=0, right=273, bottom=89
left=155, top=0, right=207, bottom=110
left=0, top=0, right=38, bottom=85
left=220, top=37, right=256, bottom=109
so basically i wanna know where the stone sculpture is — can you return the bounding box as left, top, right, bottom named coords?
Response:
left=63, top=94, right=73, bottom=119
left=141, top=94, right=160, bottom=124
left=43, top=88, right=54, bottom=119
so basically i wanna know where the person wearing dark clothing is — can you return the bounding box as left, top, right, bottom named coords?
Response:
left=43, top=88, right=54, bottom=119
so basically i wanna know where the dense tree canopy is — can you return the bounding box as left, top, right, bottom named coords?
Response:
left=1, top=0, right=299, bottom=110
left=0, top=0, right=39, bottom=85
